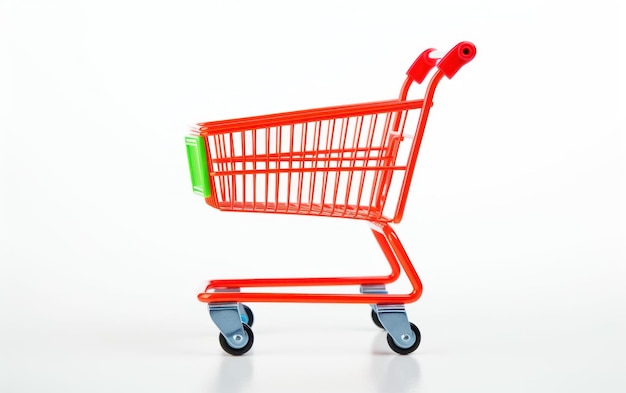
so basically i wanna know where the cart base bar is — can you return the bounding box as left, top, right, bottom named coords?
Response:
left=197, top=222, right=422, bottom=305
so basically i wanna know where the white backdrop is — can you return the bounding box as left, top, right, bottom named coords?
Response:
left=1, top=1, right=625, bottom=392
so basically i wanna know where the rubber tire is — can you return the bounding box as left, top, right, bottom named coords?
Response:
left=371, top=309, right=384, bottom=329
left=242, top=304, right=254, bottom=327
left=219, top=324, right=254, bottom=356
left=387, top=323, right=421, bottom=355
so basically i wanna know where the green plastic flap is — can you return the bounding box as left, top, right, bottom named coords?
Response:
left=185, top=135, right=211, bottom=197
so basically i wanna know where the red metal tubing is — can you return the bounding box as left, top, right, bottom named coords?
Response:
left=393, top=70, right=445, bottom=223
left=197, top=223, right=422, bottom=305
left=198, top=293, right=417, bottom=304
left=196, top=100, right=424, bottom=135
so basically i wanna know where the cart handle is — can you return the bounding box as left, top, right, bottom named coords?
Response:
left=406, top=48, right=438, bottom=84
left=437, top=41, right=476, bottom=79
left=406, top=41, right=476, bottom=84
left=393, top=41, right=476, bottom=223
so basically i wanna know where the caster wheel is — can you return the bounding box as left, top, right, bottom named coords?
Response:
left=241, top=304, right=254, bottom=327
left=371, top=309, right=384, bottom=329
left=387, top=323, right=421, bottom=355
left=219, top=324, right=254, bottom=356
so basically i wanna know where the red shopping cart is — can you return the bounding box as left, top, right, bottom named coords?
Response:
left=186, top=42, right=476, bottom=355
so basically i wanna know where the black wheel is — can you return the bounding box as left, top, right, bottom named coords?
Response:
left=386, top=323, right=421, bottom=355
left=219, top=324, right=254, bottom=356
left=371, top=309, right=384, bottom=329
left=241, top=304, right=254, bottom=327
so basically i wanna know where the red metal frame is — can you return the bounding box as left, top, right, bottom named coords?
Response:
left=199, top=223, right=421, bottom=304
left=193, top=42, right=476, bottom=305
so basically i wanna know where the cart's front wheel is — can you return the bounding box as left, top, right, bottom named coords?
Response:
left=387, top=323, right=421, bottom=355
left=219, top=324, right=254, bottom=356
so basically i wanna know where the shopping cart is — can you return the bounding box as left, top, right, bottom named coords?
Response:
left=185, top=41, right=476, bottom=355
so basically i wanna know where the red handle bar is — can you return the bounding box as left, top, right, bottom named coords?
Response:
left=437, top=41, right=476, bottom=79
left=406, top=41, right=476, bottom=84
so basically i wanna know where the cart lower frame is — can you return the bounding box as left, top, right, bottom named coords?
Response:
left=198, top=222, right=422, bottom=304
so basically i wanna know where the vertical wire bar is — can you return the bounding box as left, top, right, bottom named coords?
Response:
left=210, top=135, right=219, bottom=201
left=264, top=127, right=270, bottom=212
left=355, top=114, right=378, bottom=218
left=307, top=120, right=322, bottom=214
left=374, top=110, right=401, bottom=212
left=377, top=109, right=396, bottom=200
left=216, top=134, right=228, bottom=203
left=287, top=124, right=294, bottom=211
left=367, top=112, right=393, bottom=215
left=230, top=131, right=239, bottom=209
left=203, top=136, right=215, bottom=205
left=330, top=116, right=349, bottom=216
left=344, top=115, right=364, bottom=214
left=240, top=129, right=247, bottom=209
left=252, top=128, right=257, bottom=211
left=274, top=125, right=281, bottom=212
left=319, top=119, right=335, bottom=214
left=297, top=122, right=308, bottom=213
left=206, top=136, right=215, bottom=192
left=214, top=135, right=222, bottom=202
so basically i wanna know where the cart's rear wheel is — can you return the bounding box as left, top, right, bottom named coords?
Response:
left=241, top=304, right=254, bottom=327
left=219, top=324, right=254, bottom=356
left=371, top=309, right=384, bottom=329
left=387, top=323, right=421, bottom=355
